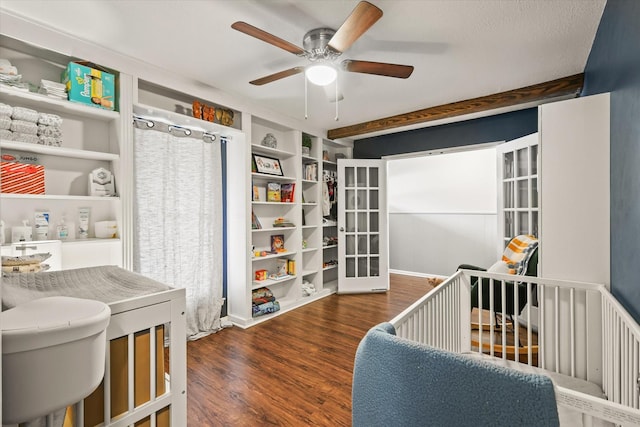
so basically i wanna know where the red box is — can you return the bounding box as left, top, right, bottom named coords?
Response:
left=255, top=269, right=268, bottom=281
left=1, top=161, right=45, bottom=194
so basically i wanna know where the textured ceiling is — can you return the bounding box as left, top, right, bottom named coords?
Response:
left=0, top=0, right=606, bottom=138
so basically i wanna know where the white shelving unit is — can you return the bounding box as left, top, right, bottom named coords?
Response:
left=227, top=119, right=352, bottom=328
left=0, top=41, right=123, bottom=267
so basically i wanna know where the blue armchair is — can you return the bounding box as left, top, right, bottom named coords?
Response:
left=352, top=323, right=559, bottom=427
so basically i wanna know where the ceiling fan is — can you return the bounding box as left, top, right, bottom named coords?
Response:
left=231, top=1, right=414, bottom=88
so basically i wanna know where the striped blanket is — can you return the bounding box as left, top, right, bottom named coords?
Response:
left=501, top=234, right=538, bottom=275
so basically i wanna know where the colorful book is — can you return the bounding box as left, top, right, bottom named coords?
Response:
left=267, top=182, right=281, bottom=202
left=280, top=182, right=295, bottom=203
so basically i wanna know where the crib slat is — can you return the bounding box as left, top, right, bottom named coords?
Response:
left=128, top=333, right=135, bottom=412
left=553, top=286, right=560, bottom=372
left=150, top=325, right=157, bottom=402
left=104, top=340, right=112, bottom=424
left=570, top=288, right=576, bottom=378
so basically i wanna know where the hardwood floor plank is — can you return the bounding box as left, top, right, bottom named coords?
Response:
left=186, top=274, right=434, bottom=426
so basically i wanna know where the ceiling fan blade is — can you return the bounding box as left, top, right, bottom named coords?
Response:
left=231, top=21, right=306, bottom=56
left=328, top=1, right=383, bottom=53
left=250, top=67, right=304, bottom=86
left=342, top=60, right=414, bottom=79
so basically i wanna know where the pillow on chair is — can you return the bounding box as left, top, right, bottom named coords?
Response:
left=487, top=260, right=510, bottom=274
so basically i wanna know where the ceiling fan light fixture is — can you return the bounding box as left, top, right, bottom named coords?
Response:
left=305, top=64, right=337, bottom=86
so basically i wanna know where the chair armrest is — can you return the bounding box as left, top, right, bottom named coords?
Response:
left=457, top=264, right=487, bottom=272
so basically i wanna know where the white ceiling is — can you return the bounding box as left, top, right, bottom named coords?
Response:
left=0, top=0, right=606, bottom=138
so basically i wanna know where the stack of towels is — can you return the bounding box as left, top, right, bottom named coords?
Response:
left=0, top=102, right=63, bottom=146
left=0, top=58, right=27, bottom=91
left=38, top=79, right=67, bottom=100
left=252, top=287, right=280, bottom=317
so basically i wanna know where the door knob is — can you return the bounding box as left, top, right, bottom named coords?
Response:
left=339, top=227, right=344, bottom=232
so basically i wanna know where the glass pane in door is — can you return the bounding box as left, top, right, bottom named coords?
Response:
left=356, top=190, right=366, bottom=209
left=504, top=152, right=514, bottom=179
left=517, top=180, right=529, bottom=208
left=357, top=235, right=368, bottom=254
left=345, top=167, right=355, bottom=187
left=346, top=258, right=355, bottom=277
left=370, top=257, right=379, bottom=277
left=518, top=211, right=529, bottom=235
left=357, top=167, right=367, bottom=186
left=370, top=235, right=379, bottom=254
left=369, top=212, right=379, bottom=232
left=369, top=168, right=378, bottom=187
left=346, top=189, right=356, bottom=210
left=505, top=211, right=514, bottom=237
left=346, top=212, right=355, bottom=232
left=357, top=257, right=368, bottom=277
left=369, top=190, right=379, bottom=209
left=504, top=182, right=514, bottom=208
left=346, top=235, right=355, bottom=255
left=530, top=145, right=538, bottom=175
left=516, top=148, right=528, bottom=177
left=357, top=212, right=368, bottom=232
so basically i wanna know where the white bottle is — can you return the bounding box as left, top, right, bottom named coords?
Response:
left=56, top=217, right=69, bottom=240
left=11, top=220, right=32, bottom=243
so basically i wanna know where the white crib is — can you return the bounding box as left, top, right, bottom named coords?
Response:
left=390, top=270, right=640, bottom=426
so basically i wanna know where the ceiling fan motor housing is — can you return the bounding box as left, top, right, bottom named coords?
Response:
left=303, top=28, right=340, bottom=61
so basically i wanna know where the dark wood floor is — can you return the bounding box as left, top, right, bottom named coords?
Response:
left=185, top=274, right=435, bottom=426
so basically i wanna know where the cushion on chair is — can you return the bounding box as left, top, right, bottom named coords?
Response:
left=352, top=323, right=560, bottom=427
left=501, top=235, right=538, bottom=275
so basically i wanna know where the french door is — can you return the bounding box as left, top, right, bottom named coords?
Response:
left=337, top=159, right=388, bottom=294
left=496, top=133, right=539, bottom=256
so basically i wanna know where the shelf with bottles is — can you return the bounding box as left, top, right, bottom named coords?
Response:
left=136, top=78, right=241, bottom=131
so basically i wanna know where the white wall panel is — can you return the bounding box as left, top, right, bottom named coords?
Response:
left=387, top=147, right=498, bottom=276
left=388, top=148, right=497, bottom=214
left=389, top=213, right=497, bottom=276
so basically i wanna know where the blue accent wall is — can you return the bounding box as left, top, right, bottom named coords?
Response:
left=583, top=0, right=640, bottom=322
left=353, top=108, right=538, bottom=158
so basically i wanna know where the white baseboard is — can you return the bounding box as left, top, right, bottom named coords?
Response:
left=390, top=269, right=448, bottom=279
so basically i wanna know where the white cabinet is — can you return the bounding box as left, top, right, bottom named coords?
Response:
left=0, top=36, right=123, bottom=268
left=538, top=93, right=610, bottom=286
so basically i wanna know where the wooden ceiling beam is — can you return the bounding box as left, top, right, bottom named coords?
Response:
left=327, top=73, right=584, bottom=140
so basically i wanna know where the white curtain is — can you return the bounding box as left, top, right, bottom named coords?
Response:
left=133, top=126, right=224, bottom=340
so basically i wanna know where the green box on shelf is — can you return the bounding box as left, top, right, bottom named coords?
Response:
left=62, top=61, right=115, bottom=111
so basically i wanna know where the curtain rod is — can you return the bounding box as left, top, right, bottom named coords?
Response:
left=133, top=115, right=231, bottom=143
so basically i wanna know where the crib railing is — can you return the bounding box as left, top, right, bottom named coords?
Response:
left=601, top=290, right=640, bottom=413
left=390, top=270, right=640, bottom=421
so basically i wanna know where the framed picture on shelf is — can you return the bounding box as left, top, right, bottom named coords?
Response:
left=271, top=234, right=285, bottom=253
left=253, top=154, right=283, bottom=176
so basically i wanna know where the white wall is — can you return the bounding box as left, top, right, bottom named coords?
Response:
left=387, top=148, right=498, bottom=276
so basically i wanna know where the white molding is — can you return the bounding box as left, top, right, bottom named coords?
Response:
left=389, top=269, right=448, bottom=279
